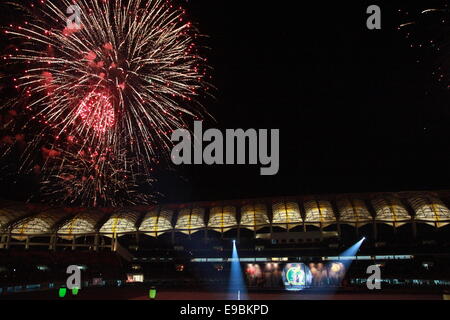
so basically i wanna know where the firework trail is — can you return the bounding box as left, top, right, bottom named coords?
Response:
left=40, top=143, right=158, bottom=207
left=398, top=3, right=450, bottom=87
left=0, top=0, right=211, bottom=206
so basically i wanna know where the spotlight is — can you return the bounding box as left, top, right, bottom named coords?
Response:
left=229, top=238, right=246, bottom=300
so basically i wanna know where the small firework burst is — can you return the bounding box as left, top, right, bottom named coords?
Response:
left=76, top=90, right=116, bottom=135
left=398, top=3, right=450, bottom=87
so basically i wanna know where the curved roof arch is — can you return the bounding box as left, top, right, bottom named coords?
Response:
left=139, top=207, right=174, bottom=236
left=338, top=199, right=372, bottom=227
left=240, top=203, right=270, bottom=231
left=272, top=201, right=302, bottom=229
left=175, top=207, right=205, bottom=235
left=304, top=200, right=336, bottom=227
left=57, top=210, right=106, bottom=240
left=10, top=208, right=73, bottom=240
left=0, top=206, right=31, bottom=232
left=408, top=196, right=450, bottom=228
left=207, top=206, right=238, bottom=233
left=99, top=209, right=141, bottom=237
left=372, top=197, right=411, bottom=227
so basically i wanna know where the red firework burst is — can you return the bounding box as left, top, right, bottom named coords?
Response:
left=76, top=90, right=115, bottom=134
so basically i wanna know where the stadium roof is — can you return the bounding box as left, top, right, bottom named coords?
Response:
left=304, top=200, right=336, bottom=227
left=139, top=208, right=174, bottom=237
left=207, top=206, right=238, bottom=233
left=0, top=201, right=46, bottom=232
left=175, top=207, right=206, bottom=235
left=408, top=196, right=450, bottom=228
left=1, top=190, right=450, bottom=239
left=371, top=197, right=411, bottom=227
left=272, top=201, right=302, bottom=229
left=240, top=203, right=270, bottom=231
left=337, top=199, right=372, bottom=227
left=10, top=208, right=74, bottom=240
left=57, top=209, right=106, bottom=240
left=99, top=209, right=140, bottom=237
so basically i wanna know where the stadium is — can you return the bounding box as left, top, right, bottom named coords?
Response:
left=1, top=190, right=450, bottom=300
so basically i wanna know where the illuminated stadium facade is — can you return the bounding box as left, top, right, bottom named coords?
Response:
left=1, top=190, right=450, bottom=250
left=2, top=190, right=450, bottom=295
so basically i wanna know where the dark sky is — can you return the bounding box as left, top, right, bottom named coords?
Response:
left=156, top=0, right=450, bottom=203
left=2, top=0, right=450, bottom=205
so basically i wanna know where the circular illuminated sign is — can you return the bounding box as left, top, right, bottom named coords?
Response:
left=282, top=263, right=312, bottom=291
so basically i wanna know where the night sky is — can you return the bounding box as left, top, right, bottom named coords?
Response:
left=1, top=0, right=450, bottom=205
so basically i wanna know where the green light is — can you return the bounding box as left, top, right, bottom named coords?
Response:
left=58, top=288, right=67, bottom=298
left=72, top=287, right=79, bottom=296
left=149, top=288, right=157, bottom=299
